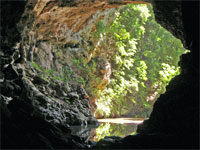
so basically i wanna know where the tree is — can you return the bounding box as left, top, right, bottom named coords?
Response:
left=95, top=4, right=187, bottom=118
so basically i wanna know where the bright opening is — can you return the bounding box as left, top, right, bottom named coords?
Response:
left=89, top=4, right=188, bottom=141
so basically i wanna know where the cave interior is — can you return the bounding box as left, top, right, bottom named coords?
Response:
left=0, top=0, right=199, bottom=149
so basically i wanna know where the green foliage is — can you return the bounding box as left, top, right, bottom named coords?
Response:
left=136, top=61, right=148, bottom=81
left=31, top=4, right=187, bottom=118
left=71, top=57, right=98, bottom=88
left=96, top=123, right=111, bottom=140
left=31, top=62, right=63, bottom=81
left=95, top=21, right=106, bottom=37
left=31, top=62, right=41, bottom=71
left=30, top=56, right=95, bottom=87
left=159, top=63, right=179, bottom=84
left=131, top=131, right=136, bottom=135
left=64, top=97, right=71, bottom=104
left=95, top=4, right=187, bottom=118
left=61, top=65, right=75, bottom=82
left=31, top=60, right=84, bottom=85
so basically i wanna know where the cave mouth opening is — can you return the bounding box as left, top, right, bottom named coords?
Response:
left=90, top=3, right=189, bottom=141
left=17, top=1, right=189, bottom=144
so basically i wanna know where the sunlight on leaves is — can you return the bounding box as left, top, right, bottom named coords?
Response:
left=94, top=4, right=188, bottom=118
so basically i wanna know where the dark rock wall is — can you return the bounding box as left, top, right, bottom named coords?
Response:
left=137, top=0, right=199, bottom=134
left=1, top=1, right=26, bottom=52
left=1, top=1, right=98, bottom=149
left=131, top=1, right=199, bottom=148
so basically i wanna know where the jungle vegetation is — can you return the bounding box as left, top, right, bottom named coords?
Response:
left=30, top=4, right=188, bottom=119
left=94, top=4, right=188, bottom=118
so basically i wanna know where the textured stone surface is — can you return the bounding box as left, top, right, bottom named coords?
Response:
left=1, top=1, right=97, bottom=149
left=20, top=1, right=119, bottom=104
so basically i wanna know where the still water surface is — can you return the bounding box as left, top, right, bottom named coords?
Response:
left=70, top=118, right=145, bottom=142
left=90, top=118, right=144, bottom=141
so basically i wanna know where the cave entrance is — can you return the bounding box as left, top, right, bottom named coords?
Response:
left=26, top=1, right=188, bottom=143
left=89, top=3, right=188, bottom=141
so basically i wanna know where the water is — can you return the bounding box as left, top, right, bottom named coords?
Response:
left=70, top=118, right=144, bottom=142
left=89, top=118, right=144, bottom=141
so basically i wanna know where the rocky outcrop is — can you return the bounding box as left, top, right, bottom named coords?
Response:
left=16, top=0, right=150, bottom=112
left=1, top=34, right=98, bottom=149
left=19, top=0, right=119, bottom=110
left=1, top=1, right=98, bottom=149
left=1, top=0, right=149, bottom=148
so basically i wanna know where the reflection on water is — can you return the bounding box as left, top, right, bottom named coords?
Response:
left=70, top=125, right=98, bottom=142
left=89, top=122, right=138, bottom=141
left=90, top=118, right=144, bottom=141
left=70, top=118, right=144, bottom=142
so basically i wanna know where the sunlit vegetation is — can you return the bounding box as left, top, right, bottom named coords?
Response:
left=95, top=4, right=188, bottom=118
left=30, top=4, right=188, bottom=119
